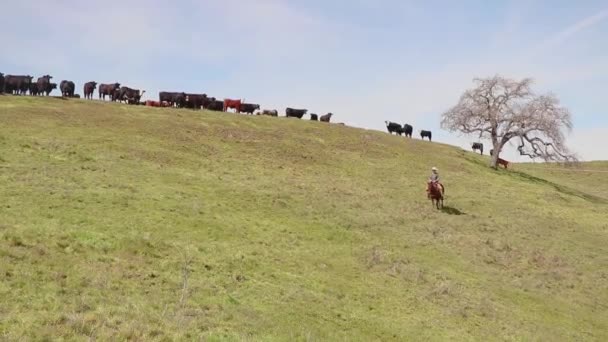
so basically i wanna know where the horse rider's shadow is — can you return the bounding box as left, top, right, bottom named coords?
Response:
left=441, top=206, right=466, bottom=216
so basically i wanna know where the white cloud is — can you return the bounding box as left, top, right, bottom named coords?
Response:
left=527, top=8, right=608, bottom=60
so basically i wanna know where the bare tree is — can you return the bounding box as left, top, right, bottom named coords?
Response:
left=441, top=75, right=577, bottom=168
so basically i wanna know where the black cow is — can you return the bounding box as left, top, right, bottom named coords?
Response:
left=385, top=121, right=404, bottom=136
left=60, top=80, right=75, bottom=97
left=83, top=82, right=97, bottom=99
left=240, top=103, right=260, bottom=115
left=0, top=73, right=4, bottom=94
left=118, top=87, right=145, bottom=104
left=403, top=124, right=413, bottom=138
left=310, top=113, right=318, bottom=121
left=320, top=113, right=333, bottom=122
left=286, top=107, right=307, bottom=118
left=45, top=83, right=57, bottom=96
left=37, top=75, right=53, bottom=96
left=159, top=91, right=186, bottom=107
left=99, top=83, right=121, bottom=100
left=260, top=109, right=278, bottom=117
left=184, top=93, right=208, bottom=110
left=29, top=83, right=40, bottom=96
left=472, top=142, right=484, bottom=155
left=207, top=100, right=224, bottom=111
left=4, top=75, right=33, bottom=95
left=420, top=130, right=432, bottom=141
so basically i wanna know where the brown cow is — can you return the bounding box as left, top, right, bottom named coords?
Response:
left=223, top=98, right=242, bottom=112
left=497, top=158, right=509, bottom=169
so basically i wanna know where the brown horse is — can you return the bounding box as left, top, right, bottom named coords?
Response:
left=427, top=181, right=444, bottom=209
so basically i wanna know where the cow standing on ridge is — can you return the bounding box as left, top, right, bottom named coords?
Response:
left=29, top=83, right=40, bottom=96
left=117, top=87, right=145, bottom=104
left=320, top=113, right=333, bottom=122
left=223, top=98, right=242, bottom=112
left=403, top=124, right=413, bottom=138
left=83, top=82, right=97, bottom=99
left=240, top=103, right=260, bottom=115
left=60, top=80, right=75, bottom=97
left=385, top=121, right=404, bottom=136
left=286, top=108, right=307, bottom=119
left=207, top=100, right=224, bottom=111
left=37, top=75, right=53, bottom=96
left=472, top=142, right=484, bottom=155
left=159, top=91, right=186, bottom=107
left=99, top=83, right=121, bottom=100
left=420, top=130, right=432, bottom=141
left=4, top=75, right=33, bottom=95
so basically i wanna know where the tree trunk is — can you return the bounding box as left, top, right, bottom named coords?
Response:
left=490, top=141, right=505, bottom=168
left=490, top=150, right=499, bottom=168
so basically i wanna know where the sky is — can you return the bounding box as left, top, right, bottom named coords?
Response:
left=2, top=0, right=608, bottom=161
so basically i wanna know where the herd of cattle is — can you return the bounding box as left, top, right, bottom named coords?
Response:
left=0, top=72, right=509, bottom=167
left=0, top=73, right=337, bottom=122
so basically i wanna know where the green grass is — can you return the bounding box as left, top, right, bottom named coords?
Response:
left=516, top=161, right=608, bottom=201
left=1, top=96, right=607, bottom=341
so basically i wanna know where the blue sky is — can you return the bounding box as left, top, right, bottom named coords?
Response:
left=2, top=0, right=608, bottom=161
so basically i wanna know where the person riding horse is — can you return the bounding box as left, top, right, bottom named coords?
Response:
left=427, top=167, right=444, bottom=198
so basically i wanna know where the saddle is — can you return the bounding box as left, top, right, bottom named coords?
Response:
left=427, top=181, right=444, bottom=196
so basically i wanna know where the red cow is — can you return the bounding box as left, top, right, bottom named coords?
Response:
left=497, top=158, right=509, bottom=169
left=223, top=98, right=242, bottom=112
left=145, top=100, right=161, bottom=107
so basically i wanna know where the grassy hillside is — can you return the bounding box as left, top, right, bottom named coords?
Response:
left=516, top=161, right=608, bottom=201
left=1, top=96, right=607, bottom=341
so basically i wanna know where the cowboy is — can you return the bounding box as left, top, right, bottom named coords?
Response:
left=427, top=167, right=444, bottom=198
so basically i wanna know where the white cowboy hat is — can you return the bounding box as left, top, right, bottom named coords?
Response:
left=431, top=167, right=438, bottom=171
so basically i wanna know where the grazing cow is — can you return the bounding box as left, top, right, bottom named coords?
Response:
left=472, top=142, right=484, bottom=155
left=320, top=113, right=333, bottom=123
left=286, top=107, right=307, bottom=119
left=83, top=82, right=97, bottom=99
left=0, top=73, right=4, bottom=94
left=497, top=158, right=509, bottom=169
left=403, top=124, right=413, bottom=138
left=36, top=75, right=53, bottom=96
left=310, top=113, right=318, bottom=121
left=60, top=80, right=75, bottom=97
left=207, top=100, right=224, bottom=111
left=261, top=109, right=278, bottom=117
left=29, top=83, right=40, bottom=96
left=240, top=103, right=260, bottom=115
left=4, top=75, right=33, bottom=95
left=385, top=121, right=404, bottom=136
left=117, top=87, right=145, bottom=104
left=99, top=83, right=121, bottom=100
left=223, top=98, right=242, bottom=112
left=420, top=130, right=432, bottom=141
